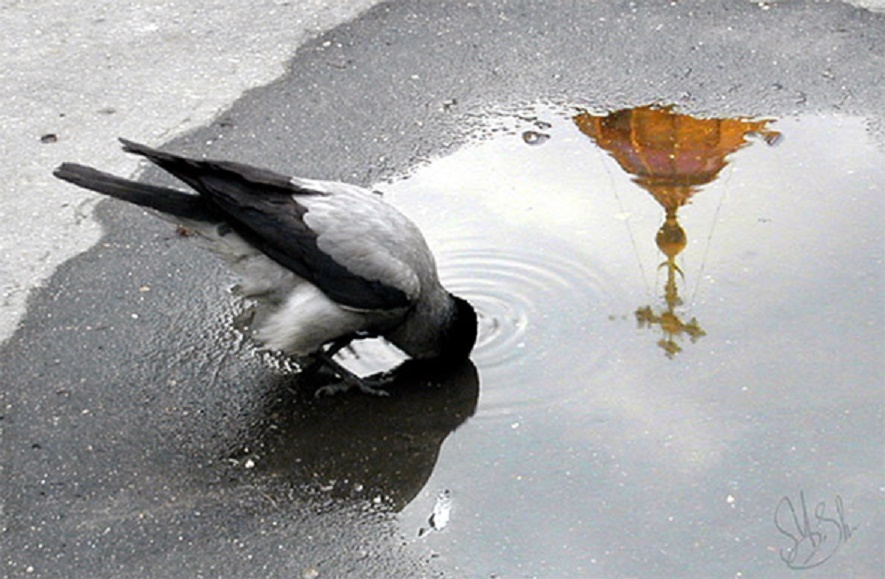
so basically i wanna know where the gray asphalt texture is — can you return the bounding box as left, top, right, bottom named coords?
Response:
left=3, top=1, right=883, bottom=577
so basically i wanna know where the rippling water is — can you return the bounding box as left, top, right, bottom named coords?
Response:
left=376, top=107, right=676, bottom=415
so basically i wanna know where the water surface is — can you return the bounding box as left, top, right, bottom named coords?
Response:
left=375, top=105, right=883, bottom=578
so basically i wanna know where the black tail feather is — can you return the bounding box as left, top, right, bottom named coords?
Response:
left=118, top=138, right=299, bottom=193
left=117, top=138, right=211, bottom=194
left=119, top=138, right=187, bottom=167
left=53, top=163, right=212, bottom=221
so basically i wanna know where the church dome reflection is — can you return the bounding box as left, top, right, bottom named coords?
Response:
left=575, top=105, right=780, bottom=357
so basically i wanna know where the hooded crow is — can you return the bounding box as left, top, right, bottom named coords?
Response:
left=53, top=139, right=477, bottom=395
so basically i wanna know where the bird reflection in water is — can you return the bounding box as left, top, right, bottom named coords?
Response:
left=575, top=105, right=781, bottom=357
left=234, top=360, right=479, bottom=512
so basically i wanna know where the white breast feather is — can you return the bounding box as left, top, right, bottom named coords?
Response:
left=254, top=283, right=371, bottom=356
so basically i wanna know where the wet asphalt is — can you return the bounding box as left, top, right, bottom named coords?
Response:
left=2, top=1, right=883, bottom=577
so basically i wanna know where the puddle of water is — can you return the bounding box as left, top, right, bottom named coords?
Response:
left=371, top=105, right=884, bottom=577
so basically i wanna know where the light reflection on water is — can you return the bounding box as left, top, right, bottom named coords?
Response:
left=375, top=105, right=883, bottom=577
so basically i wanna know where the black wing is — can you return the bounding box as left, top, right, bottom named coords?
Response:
left=120, top=139, right=411, bottom=311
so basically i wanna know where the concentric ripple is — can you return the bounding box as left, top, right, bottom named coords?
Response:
left=432, top=241, right=628, bottom=417
left=437, top=242, right=619, bottom=374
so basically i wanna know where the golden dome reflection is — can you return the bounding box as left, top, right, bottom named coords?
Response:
left=574, top=105, right=781, bottom=358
